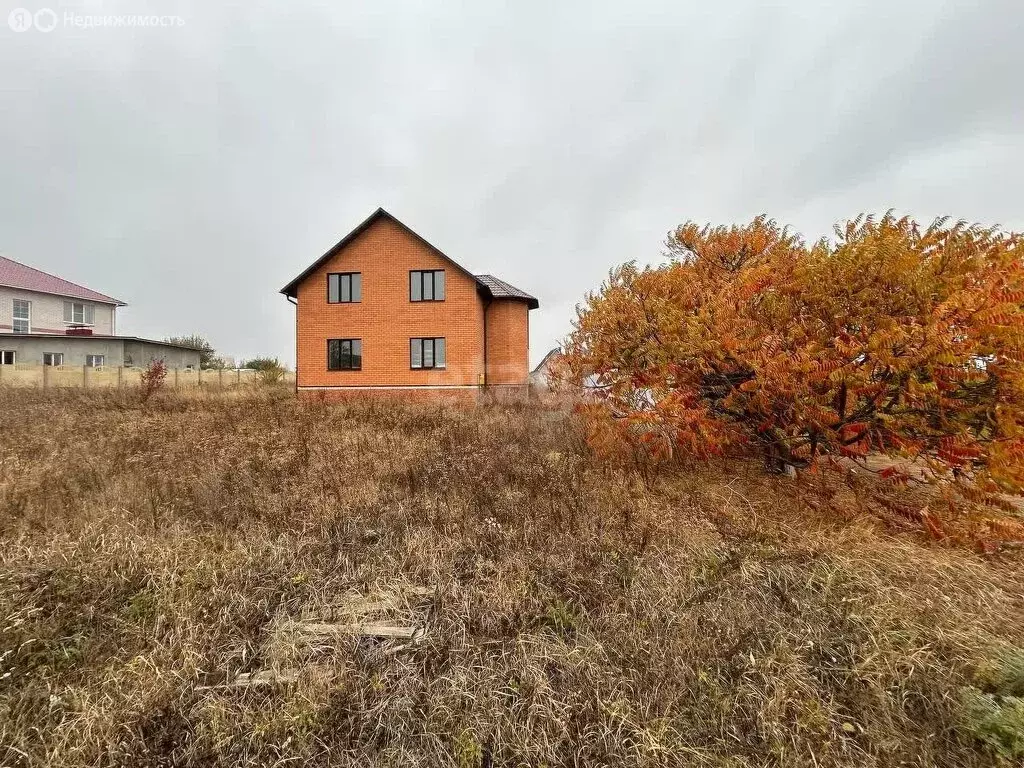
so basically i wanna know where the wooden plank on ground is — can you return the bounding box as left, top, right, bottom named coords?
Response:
left=197, top=669, right=299, bottom=691
left=294, top=622, right=419, bottom=639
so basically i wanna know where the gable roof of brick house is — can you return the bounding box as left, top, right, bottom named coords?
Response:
left=0, top=255, right=125, bottom=305
left=280, top=208, right=538, bottom=309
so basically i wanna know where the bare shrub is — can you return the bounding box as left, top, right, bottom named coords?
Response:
left=256, top=362, right=287, bottom=386
left=139, top=358, right=168, bottom=400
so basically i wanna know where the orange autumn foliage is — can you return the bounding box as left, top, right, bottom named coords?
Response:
left=563, top=213, right=1024, bottom=507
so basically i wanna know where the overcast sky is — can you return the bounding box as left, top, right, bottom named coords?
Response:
left=2, top=0, right=1022, bottom=366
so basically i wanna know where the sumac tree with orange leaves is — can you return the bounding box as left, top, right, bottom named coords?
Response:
left=564, top=213, right=1024, bottom=502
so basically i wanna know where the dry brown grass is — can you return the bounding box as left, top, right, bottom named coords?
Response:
left=1, top=387, right=1022, bottom=767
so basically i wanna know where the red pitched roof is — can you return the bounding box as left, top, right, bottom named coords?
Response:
left=0, top=255, right=125, bottom=305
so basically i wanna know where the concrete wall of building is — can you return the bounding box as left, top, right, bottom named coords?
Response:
left=123, top=341, right=201, bottom=369
left=0, top=287, right=116, bottom=335
left=0, top=336, right=201, bottom=369
left=0, top=335, right=125, bottom=366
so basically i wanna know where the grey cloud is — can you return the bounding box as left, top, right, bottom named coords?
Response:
left=1, top=0, right=1021, bottom=366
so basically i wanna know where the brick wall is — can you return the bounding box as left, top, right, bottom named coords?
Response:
left=298, top=387, right=479, bottom=405
left=485, top=299, right=530, bottom=386
left=295, top=217, right=486, bottom=389
left=0, top=287, right=116, bottom=335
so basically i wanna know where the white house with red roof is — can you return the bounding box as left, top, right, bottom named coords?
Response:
left=0, top=255, right=125, bottom=335
left=0, top=255, right=200, bottom=369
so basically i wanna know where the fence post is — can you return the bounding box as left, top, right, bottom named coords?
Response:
left=197, top=367, right=203, bottom=388
left=236, top=368, right=241, bottom=385
left=82, top=364, right=89, bottom=388
left=117, top=366, right=123, bottom=389
left=218, top=368, right=224, bottom=390
left=43, top=365, right=50, bottom=390
left=174, top=368, right=179, bottom=389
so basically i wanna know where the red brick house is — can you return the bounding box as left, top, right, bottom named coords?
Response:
left=281, top=208, right=538, bottom=398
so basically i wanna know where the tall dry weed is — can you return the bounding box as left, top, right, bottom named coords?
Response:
left=0, top=388, right=1021, bottom=767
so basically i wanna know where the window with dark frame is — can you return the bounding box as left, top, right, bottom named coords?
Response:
left=409, top=270, right=445, bottom=302
left=327, top=338, right=362, bottom=370
left=327, top=273, right=362, bottom=303
left=410, top=337, right=446, bottom=369
left=0, top=350, right=14, bottom=365
left=86, top=354, right=105, bottom=368
left=43, top=353, right=63, bottom=367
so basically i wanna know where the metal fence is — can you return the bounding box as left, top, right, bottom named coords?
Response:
left=0, top=364, right=295, bottom=389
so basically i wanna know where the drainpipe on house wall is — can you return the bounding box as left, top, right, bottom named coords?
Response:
left=482, top=297, right=491, bottom=388
left=287, top=295, right=298, bottom=393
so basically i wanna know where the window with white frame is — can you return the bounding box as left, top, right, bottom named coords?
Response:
left=0, top=350, right=14, bottom=365
left=86, top=355, right=105, bottom=368
left=12, top=299, right=30, bottom=333
left=63, top=301, right=95, bottom=325
left=43, top=353, right=63, bottom=367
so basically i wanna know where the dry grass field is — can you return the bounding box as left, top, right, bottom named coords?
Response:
left=1, top=386, right=1022, bottom=767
